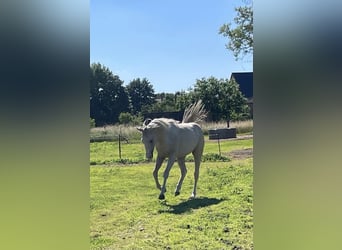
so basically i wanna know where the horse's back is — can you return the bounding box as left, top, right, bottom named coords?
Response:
left=153, top=119, right=204, bottom=158
left=176, top=122, right=204, bottom=157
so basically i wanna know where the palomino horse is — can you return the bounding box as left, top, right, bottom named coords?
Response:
left=137, top=101, right=207, bottom=200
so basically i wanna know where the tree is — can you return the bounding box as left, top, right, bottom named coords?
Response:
left=126, top=78, right=156, bottom=114
left=90, top=63, right=130, bottom=126
left=193, top=77, right=249, bottom=121
left=193, top=77, right=222, bottom=121
left=147, top=93, right=178, bottom=112
left=219, top=2, right=253, bottom=60
left=175, top=90, right=196, bottom=111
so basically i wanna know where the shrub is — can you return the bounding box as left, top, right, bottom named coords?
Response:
left=185, top=153, right=230, bottom=162
left=90, top=118, right=96, bottom=128
left=119, top=112, right=133, bottom=124
left=119, top=112, right=143, bottom=125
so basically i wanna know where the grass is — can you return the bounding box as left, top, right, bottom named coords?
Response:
left=90, top=137, right=253, bottom=249
left=90, top=137, right=253, bottom=165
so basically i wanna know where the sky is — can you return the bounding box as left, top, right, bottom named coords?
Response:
left=90, top=0, right=253, bottom=93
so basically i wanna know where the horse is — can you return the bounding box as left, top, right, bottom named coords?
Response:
left=137, top=100, right=207, bottom=200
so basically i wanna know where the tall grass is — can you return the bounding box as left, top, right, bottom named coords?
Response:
left=201, top=120, right=253, bottom=135
left=90, top=125, right=141, bottom=142
left=90, top=120, right=253, bottom=142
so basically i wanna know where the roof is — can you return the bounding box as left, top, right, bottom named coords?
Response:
left=230, top=72, right=253, bottom=99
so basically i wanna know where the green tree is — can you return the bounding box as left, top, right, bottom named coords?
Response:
left=90, top=63, right=130, bottom=126
left=126, top=78, right=156, bottom=114
left=148, top=93, right=178, bottom=112
left=175, top=90, right=196, bottom=111
left=193, top=77, right=249, bottom=121
left=219, top=2, right=253, bottom=60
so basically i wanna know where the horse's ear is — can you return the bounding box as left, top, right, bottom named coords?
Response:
left=143, top=118, right=152, bottom=126
left=136, top=126, right=144, bottom=132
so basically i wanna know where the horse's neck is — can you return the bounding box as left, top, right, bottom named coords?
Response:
left=154, top=126, right=174, bottom=154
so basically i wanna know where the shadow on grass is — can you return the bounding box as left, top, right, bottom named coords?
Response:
left=159, top=197, right=225, bottom=214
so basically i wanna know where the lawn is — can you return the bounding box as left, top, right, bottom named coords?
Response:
left=90, top=137, right=252, bottom=165
left=90, top=137, right=253, bottom=249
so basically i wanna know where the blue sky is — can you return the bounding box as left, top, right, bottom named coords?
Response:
left=90, top=0, right=253, bottom=93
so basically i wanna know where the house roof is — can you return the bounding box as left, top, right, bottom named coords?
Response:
left=230, top=72, right=253, bottom=99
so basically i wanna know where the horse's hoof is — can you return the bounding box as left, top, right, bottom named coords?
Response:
left=158, top=194, right=165, bottom=200
left=175, top=191, right=180, bottom=196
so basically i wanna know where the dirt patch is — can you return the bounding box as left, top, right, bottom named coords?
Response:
left=228, top=148, right=253, bottom=160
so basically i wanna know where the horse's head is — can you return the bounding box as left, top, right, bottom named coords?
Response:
left=137, top=119, right=156, bottom=161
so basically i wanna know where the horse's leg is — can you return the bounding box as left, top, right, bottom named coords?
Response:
left=175, top=157, right=187, bottom=196
left=191, top=142, right=204, bottom=199
left=159, top=155, right=176, bottom=200
left=191, top=155, right=201, bottom=199
left=153, top=155, right=164, bottom=190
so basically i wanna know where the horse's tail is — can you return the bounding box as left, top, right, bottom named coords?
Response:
left=182, top=100, right=208, bottom=124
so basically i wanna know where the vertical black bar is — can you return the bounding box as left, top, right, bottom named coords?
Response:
left=217, top=134, right=221, bottom=156
left=118, top=127, right=122, bottom=160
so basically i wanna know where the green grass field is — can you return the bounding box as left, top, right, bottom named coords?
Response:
left=90, top=138, right=252, bottom=165
left=90, top=137, right=253, bottom=249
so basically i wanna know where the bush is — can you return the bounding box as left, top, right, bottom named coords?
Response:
left=119, top=112, right=143, bottom=126
left=119, top=112, right=133, bottom=124
left=185, top=153, right=230, bottom=162
left=131, top=114, right=143, bottom=125
left=90, top=118, right=96, bottom=128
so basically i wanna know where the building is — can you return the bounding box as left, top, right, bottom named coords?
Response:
left=230, top=72, right=253, bottom=118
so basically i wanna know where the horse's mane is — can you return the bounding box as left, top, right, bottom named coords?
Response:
left=148, top=118, right=179, bottom=129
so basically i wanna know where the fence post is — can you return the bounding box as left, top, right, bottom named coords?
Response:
left=118, top=127, right=122, bottom=160
left=216, top=133, right=221, bottom=156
